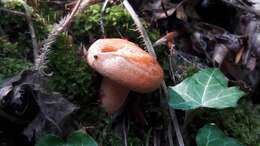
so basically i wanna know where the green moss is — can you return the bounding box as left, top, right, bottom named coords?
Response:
left=73, top=4, right=133, bottom=40
left=0, top=3, right=33, bottom=60
left=0, top=2, right=33, bottom=83
left=47, top=34, right=94, bottom=99
left=1, top=0, right=24, bottom=11
left=72, top=4, right=159, bottom=44
left=0, top=38, right=19, bottom=56
left=0, top=57, right=32, bottom=83
left=215, top=100, right=260, bottom=145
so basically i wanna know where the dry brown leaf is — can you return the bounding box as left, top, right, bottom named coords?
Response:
left=166, top=32, right=175, bottom=49
left=235, top=47, right=244, bottom=64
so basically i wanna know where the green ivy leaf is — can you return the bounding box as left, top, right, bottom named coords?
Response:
left=66, top=131, right=98, bottom=146
left=36, top=131, right=98, bottom=146
left=196, top=124, right=244, bottom=146
left=168, top=68, right=245, bottom=110
left=35, top=135, right=64, bottom=146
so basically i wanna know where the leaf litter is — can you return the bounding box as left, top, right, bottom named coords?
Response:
left=0, top=70, right=78, bottom=141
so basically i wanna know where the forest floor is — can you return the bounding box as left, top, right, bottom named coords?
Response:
left=0, top=0, right=260, bottom=146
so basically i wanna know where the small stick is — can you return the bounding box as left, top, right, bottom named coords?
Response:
left=122, top=0, right=156, bottom=58
left=100, top=0, right=110, bottom=37
left=167, top=121, right=174, bottom=146
left=122, top=116, right=128, bottom=146
left=0, top=8, right=26, bottom=17
left=20, top=1, right=39, bottom=63
left=161, top=0, right=169, bottom=17
left=0, top=2, right=39, bottom=62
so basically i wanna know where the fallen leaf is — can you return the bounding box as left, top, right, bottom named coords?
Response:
left=0, top=70, right=78, bottom=141
left=235, top=47, right=244, bottom=64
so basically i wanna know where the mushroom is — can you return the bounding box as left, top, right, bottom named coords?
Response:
left=85, top=38, right=164, bottom=114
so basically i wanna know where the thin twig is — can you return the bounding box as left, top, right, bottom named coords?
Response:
left=167, top=121, right=174, bottom=146
left=122, top=0, right=156, bottom=57
left=161, top=0, right=169, bottom=17
left=21, top=1, right=39, bottom=62
left=122, top=1, right=185, bottom=146
left=0, top=7, right=26, bottom=16
left=100, top=0, right=110, bottom=37
left=122, top=116, right=128, bottom=146
left=169, top=49, right=177, bottom=83
left=0, top=2, right=39, bottom=62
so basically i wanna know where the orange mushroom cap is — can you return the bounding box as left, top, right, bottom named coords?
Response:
left=87, top=38, right=164, bottom=93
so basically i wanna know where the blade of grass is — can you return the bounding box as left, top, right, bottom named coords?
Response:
left=122, top=1, right=185, bottom=146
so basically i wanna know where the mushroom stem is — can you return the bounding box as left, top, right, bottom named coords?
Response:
left=100, top=77, right=129, bottom=114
